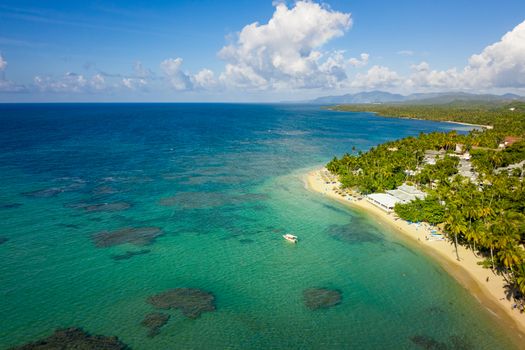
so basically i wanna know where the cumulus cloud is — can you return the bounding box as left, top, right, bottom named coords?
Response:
left=0, top=54, right=7, bottom=71
left=351, top=65, right=401, bottom=89
left=133, top=61, right=153, bottom=78
left=8, top=6, right=525, bottom=98
left=0, top=53, right=26, bottom=92
left=34, top=72, right=107, bottom=92
left=405, top=61, right=460, bottom=89
left=121, top=77, right=147, bottom=90
left=191, top=68, right=217, bottom=90
left=349, top=53, right=369, bottom=67
left=218, top=1, right=351, bottom=89
left=461, top=20, right=525, bottom=88
left=351, top=20, right=525, bottom=92
left=160, top=57, right=192, bottom=90
left=0, top=79, right=25, bottom=92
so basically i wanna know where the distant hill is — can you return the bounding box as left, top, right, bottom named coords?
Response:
left=310, top=91, right=405, bottom=104
left=308, top=91, right=525, bottom=105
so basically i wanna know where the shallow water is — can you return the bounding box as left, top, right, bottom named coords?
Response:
left=0, top=103, right=515, bottom=349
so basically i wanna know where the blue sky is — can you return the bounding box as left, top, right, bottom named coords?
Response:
left=0, top=0, right=524, bottom=102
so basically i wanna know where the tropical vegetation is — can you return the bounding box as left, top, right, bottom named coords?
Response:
left=327, top=101, right=525, bottom=308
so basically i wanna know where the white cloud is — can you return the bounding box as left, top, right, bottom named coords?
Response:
left=0, top=79, right=25, bottom=92
left=160, top=57, right=192, bottom=90
left=133, top=61, right=153, bottom=78
left=191, top=69, right=217, bottom=90
left=91, top=73, right=106, bottom=90
left=351, top=65, right=401, bottom=89
left=352, top=20, right=525, bottom=92
left=218, top=1, right=351, bottom=89
left=121, top=77, right=147, bottom=90
left=9, top=7, right=525, bottom=98
left=461, top=20, right=525, bottom=88
left=0, top=53, right=26, bottom=92
left=404, top=61, right=460, bottom=89
left=349, top=53, right=369, bottom=67
left=0, top=54, right=7, bottom=71
left=34, top=72, right=107, bottom=92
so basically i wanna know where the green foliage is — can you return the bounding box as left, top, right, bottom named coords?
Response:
left=416, top=156, right=458, bottom=185
left=330, top=101, right=525, bottom=145
left=327, top=101, right=525, bottom=299
left=394, top=197, right=445, bottom=225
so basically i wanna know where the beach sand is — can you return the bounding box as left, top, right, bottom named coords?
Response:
left=305, top=168, right=525, bottom=345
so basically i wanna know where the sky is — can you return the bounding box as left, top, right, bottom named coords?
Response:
left=0, top=0, right=524, bottom=102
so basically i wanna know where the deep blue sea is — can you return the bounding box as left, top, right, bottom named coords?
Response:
left=0, top=104, right=516, bottom=349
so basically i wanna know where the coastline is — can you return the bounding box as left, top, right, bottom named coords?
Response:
left=304, top=168, right=525, bottom=344
left=328, top=108, right=493, bottom=129
left=443, top=120, right=493, bottom=129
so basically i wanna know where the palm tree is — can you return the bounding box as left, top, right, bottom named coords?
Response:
left=444, top=206, right=466, bottom=261
left=481, top=228, right=498, bottom=270
left=489, top=151, right=504, bottom=169
left=515, top=264, right=525, bottom=296
left=497, top=244, right=522, bottom=273
left=464, top=221, right=483, bottom=255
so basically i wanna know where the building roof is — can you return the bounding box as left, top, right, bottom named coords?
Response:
left=504, top=136, right=522, bottom=145
left=425, top=149, right=446, bottom=155
left=397, top=184, right=426, bottom=198
left=367, top=193, right=402, bottom=209
left=386, top=189, right=415, bottom=202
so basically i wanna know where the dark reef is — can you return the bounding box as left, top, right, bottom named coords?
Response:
left=92, top=186, right=120, bottom=195
left=0, top=203, right=22, bottom=209
left=22, top=188, right=63, bottom=198
left=9, top=327, right=129, bottom=350
left=410, top=335, right=447, bottom=350
left=303, top=288, right=342, bottom=310
left=147, top=288, right=215, bottom=319
left=84, top=202, right=131, bottom=212
left=111, top=249, right=151, bottom=260
left=141, top=312, right=170, bottom=337
left=409, top=335, right=472, bottom=350
left=326, top=223, right=382, bottom=244
left=92, top=227, right=163, bottom=247
left=159, top=192, right=268, bottom=209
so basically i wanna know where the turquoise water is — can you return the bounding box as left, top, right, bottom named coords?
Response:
left=0, top=104, right=516, bottom=349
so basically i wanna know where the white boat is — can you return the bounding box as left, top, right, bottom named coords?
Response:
left=283, top=233, right=298, bottom=243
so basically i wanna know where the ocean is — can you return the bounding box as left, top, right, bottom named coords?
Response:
left=0, top=103, right=516, bottom=349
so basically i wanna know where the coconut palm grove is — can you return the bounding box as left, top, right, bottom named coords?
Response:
left=328, top=101, right=525, bottom=306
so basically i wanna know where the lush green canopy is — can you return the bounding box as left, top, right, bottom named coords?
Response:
left=327, top=101, right=525, bottom=305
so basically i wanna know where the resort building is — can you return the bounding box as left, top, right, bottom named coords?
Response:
left=423, top=149, right=445, bottom=165
left=366, top=193, right=401, bottom=212
left=457, top=158, right=478, bottom=182
left=498, top=136, right=522, bottom=149
left=367, top=184, right=427, bottom=212
left=495, top=160, right=525, bottom=176
left=386, top=184, right=427, bottom=203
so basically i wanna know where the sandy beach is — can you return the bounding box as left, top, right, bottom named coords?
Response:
left=444, top=120, right=494, bottom=129
left=331, top=109, right=494, bottom=130
left=305, top=168, right=525, bottom=344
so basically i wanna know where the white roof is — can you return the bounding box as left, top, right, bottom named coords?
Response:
left=386, top=189, right=416, bottom=202
left=367, top=193, right=402, bottom=209
left=397, top=184, right=425, bottom=196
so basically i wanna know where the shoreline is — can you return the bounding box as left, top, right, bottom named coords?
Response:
left=328, top=108, right=493, bottom=129
left=304, top=168, right=525, bottom=345
left=443, top=120, right=493, bottom=129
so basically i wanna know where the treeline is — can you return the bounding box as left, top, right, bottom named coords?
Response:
left=331, top=101, right=525, bottom=148
left=327, top=102, right=525, bottom=306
